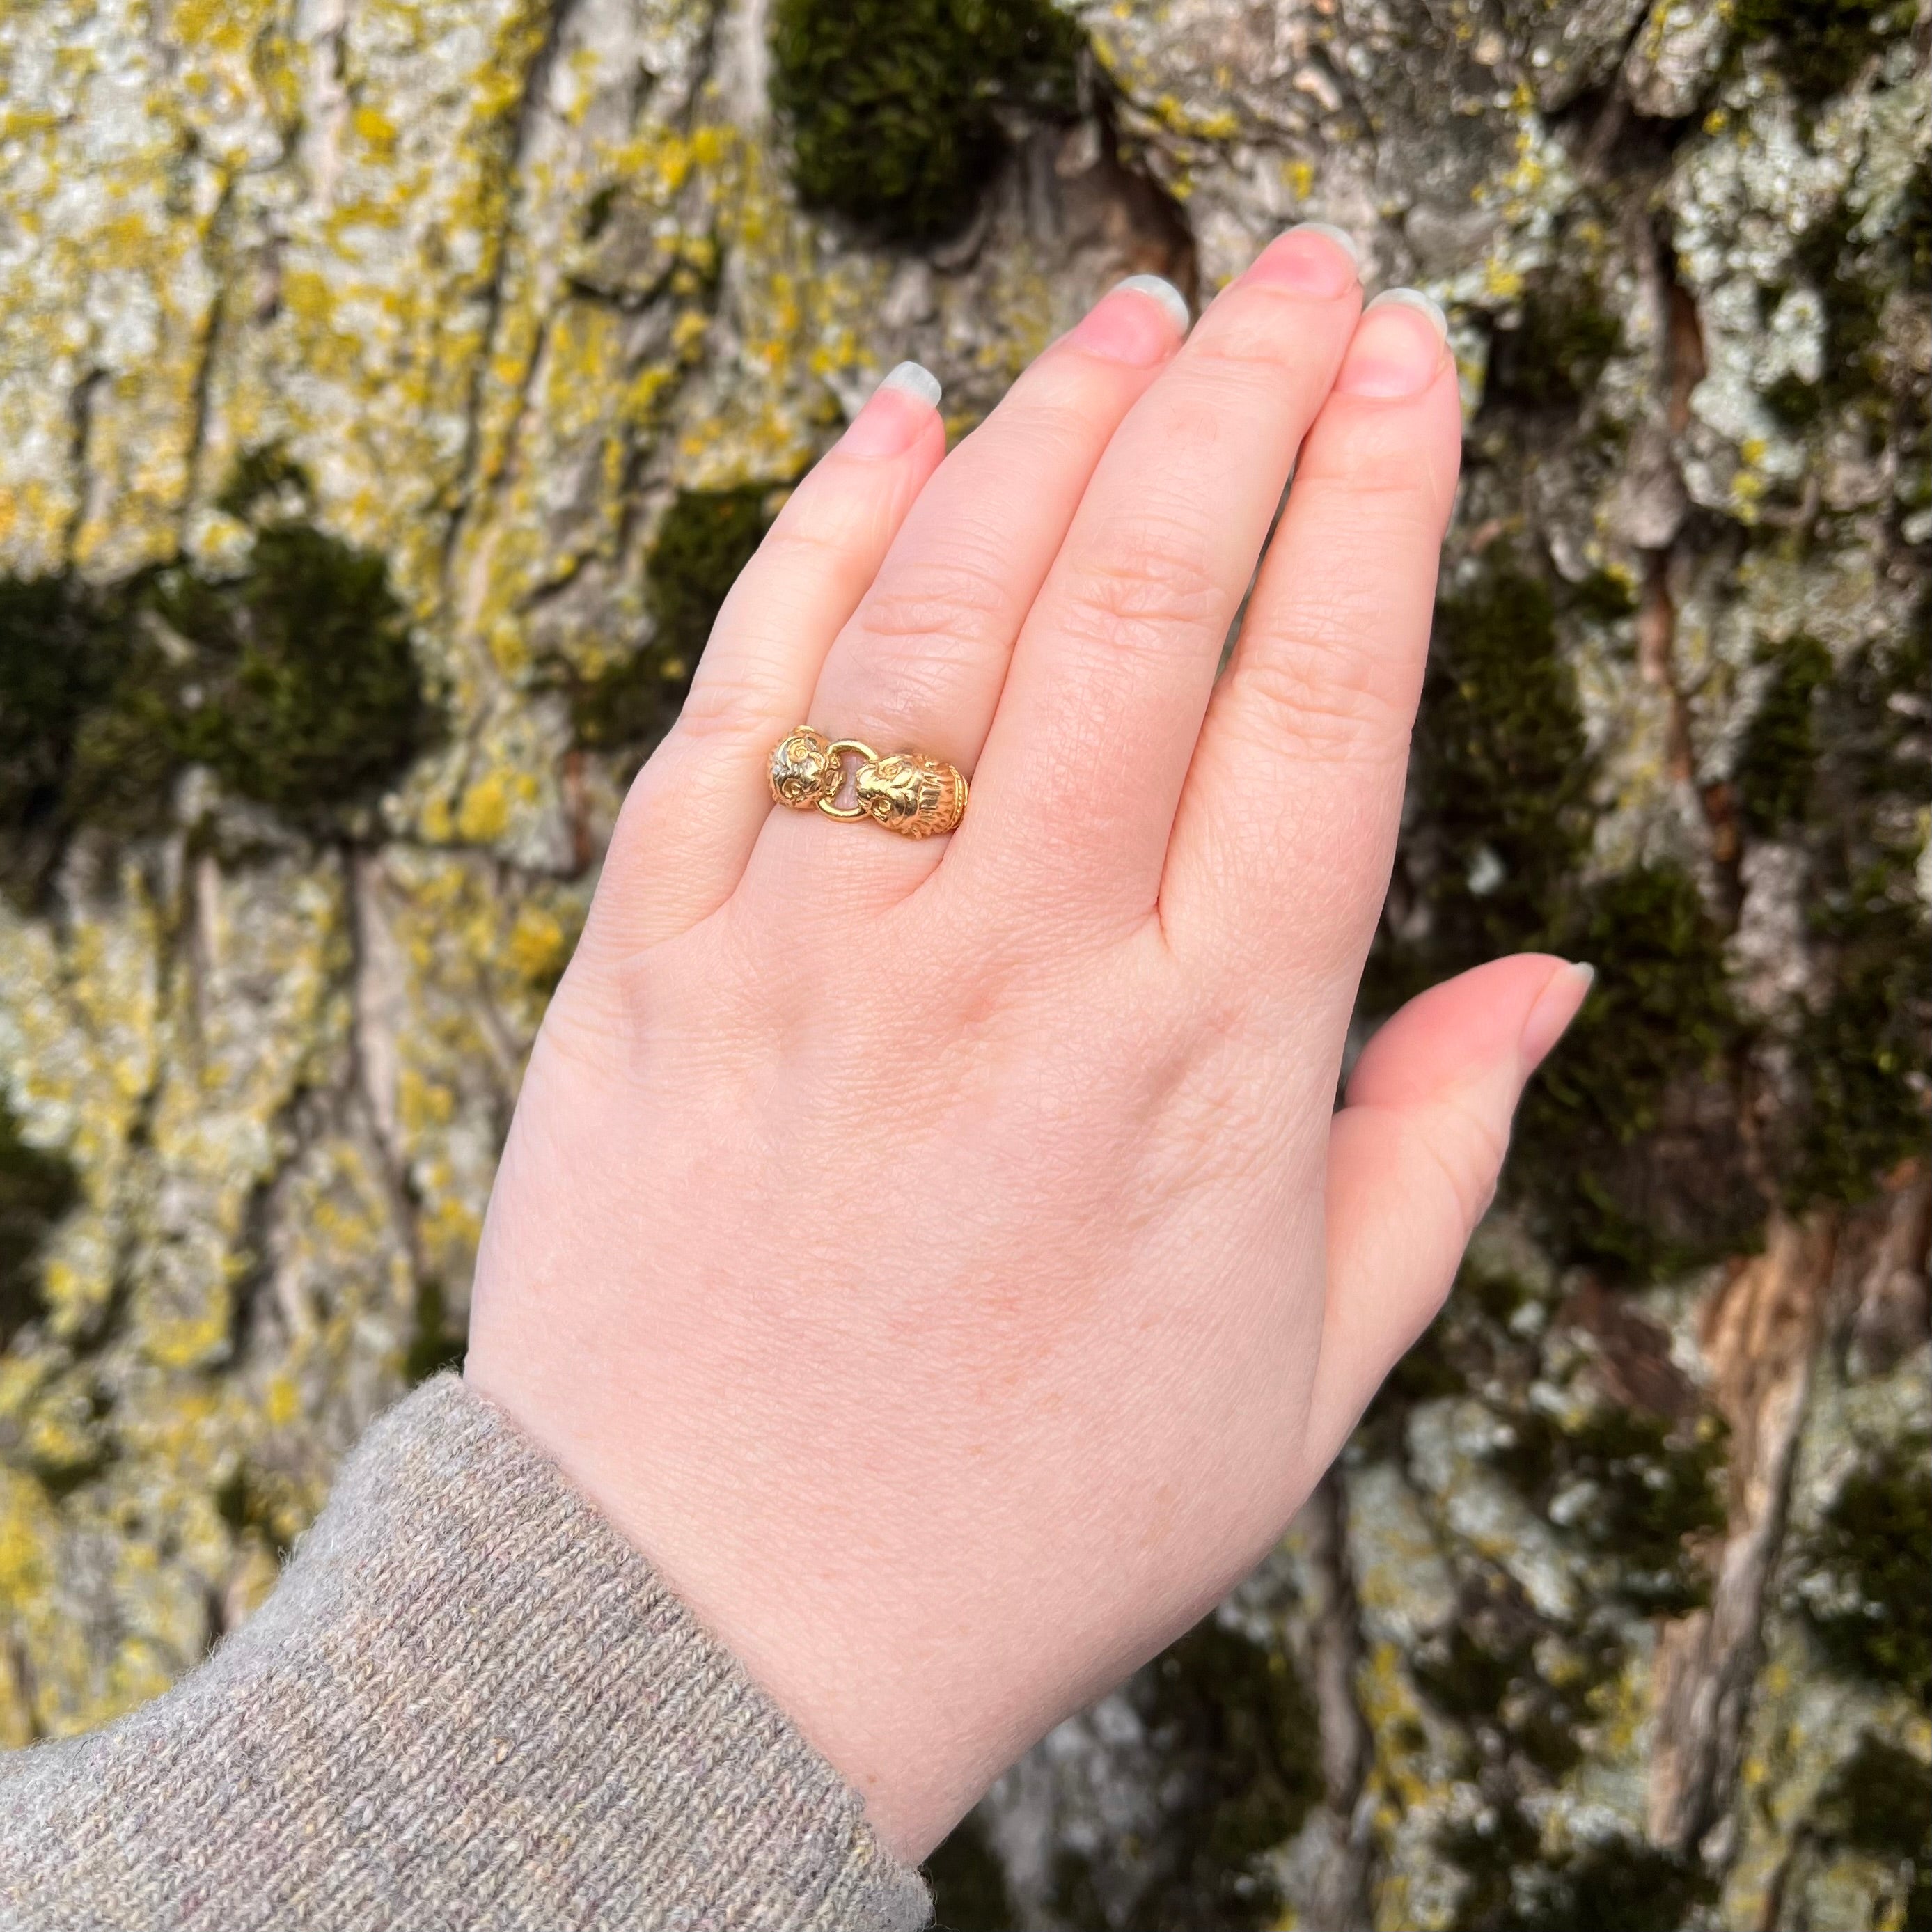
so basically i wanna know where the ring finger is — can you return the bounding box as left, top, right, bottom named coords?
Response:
left=744, top=275, right=1193, bottom=897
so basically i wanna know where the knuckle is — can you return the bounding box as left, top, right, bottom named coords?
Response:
left=981, top=384, right=1104, bottom=465
left=1227, top=638, right=1408, bottom=759
left=847, top=549, right=1012, bottom=658
left=1186, top=324, right=1308, bottom=384
left=675, top=666, right=785, bottom=745
left=740, top=519, right=832, bottom=581
left=1058, top=522, right=1225, bottom=648
left=851, top=657, right=959, bottom=744
left=831, top=582, right=1008, bottom=734
left=742, top=509, right=811, bottom=559
left=1296, top=439, right=1453, bottom=528
left=1413, top=1092, right=1509, bottom=1233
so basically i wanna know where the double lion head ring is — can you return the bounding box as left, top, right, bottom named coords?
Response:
left=768, top=725, right=967, bottom=840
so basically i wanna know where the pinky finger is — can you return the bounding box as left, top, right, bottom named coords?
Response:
left=1303, top=955, right=1592, bottom=1469
left=585, top=368, right=947, bottom=959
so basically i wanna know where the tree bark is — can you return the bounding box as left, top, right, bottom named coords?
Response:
left=1, top=2, right=1926, bottom=1925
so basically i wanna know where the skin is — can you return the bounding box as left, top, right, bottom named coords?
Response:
left=465, top=227, right=1592, bottom=1862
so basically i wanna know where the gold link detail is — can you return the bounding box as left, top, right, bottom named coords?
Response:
left=767, top=728, right=967, bottom=838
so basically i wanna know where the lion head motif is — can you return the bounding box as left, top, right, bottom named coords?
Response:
left=854, top=753, right=965, bottom=838
left=769, top=727, right=843, bottom=809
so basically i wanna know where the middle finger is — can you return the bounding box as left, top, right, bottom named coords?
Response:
left=959, top=226, right=1362, bottom=929
left=744, top=276, right=1191, bottom=898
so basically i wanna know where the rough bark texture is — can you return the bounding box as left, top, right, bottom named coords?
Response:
left=1, top=3, right=1926, bottom=1927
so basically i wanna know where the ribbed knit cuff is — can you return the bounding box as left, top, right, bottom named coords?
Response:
left=0, top=1375, right=932, bottom=1932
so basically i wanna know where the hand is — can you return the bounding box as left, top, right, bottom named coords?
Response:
left=464, top=230, right=1589, bottom=1860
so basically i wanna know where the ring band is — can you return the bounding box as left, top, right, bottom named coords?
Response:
left=768, top=726, right=967, bottom=839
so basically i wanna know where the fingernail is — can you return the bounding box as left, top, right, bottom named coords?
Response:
left=1370, top=288, right=1448, bottom=336
left=1115, top=274, right=1191, bottom=333
left=1287, top=221, right=1360, bottom=269
left=1067, top=275, right=1191, bottom=364
left=1244, top=225, right=1360, bottom=298
left=1335, top=289, right=1449, bottom=398
left=1519, top=961, right=1594, bottom=1073
left=878, top=360, right=942, bottom=407
left=841, top=362, right=941, bottom=457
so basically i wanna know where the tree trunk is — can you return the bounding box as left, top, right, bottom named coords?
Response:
left=1, top=2, right=1925, bottom=1925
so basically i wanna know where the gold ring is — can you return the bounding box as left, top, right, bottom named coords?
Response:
left=767, top=725, right=967, bottom=839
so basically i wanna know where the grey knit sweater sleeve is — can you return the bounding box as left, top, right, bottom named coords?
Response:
left=0, top=1375, right=932, bottom=1932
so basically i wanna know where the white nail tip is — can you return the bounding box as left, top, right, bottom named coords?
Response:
left=878, top=361, right=942, bottom=408
left=1286, top=221, right=1360, bottom=268
left=1113, top=274, right=1191, bottom=333
left=1367, top=287, right=1450, bottom=340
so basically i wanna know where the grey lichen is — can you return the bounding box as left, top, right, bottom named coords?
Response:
left=0, top=1, right=1926, bottom=1926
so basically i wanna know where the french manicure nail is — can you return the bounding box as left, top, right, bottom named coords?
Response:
left=1519, top=961, right=1595, bottom=1073
left=1067, top=275, right=1191, bottom=365
left=877, top=360, right=943, bottom=407
left=1367, top=286, right=1448, bottom=338
left=1245, top=224, right=1359, bottom=298
left=1335, top=288, right=1450, bottom=397
left=840, top=361, right=941, bottom=457
left=1286, top=220, right=1360, bottom=269
left=1115, top=273, right=1191, bottom=333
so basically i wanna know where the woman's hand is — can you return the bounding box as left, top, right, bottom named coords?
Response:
left=464, top=228, right=1589, bottom=1860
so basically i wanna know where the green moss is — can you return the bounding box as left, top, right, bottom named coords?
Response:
left=148, top=519, right=429, bottom=824
left=1358, top=1259, right=1546, bottom=1468
left=770, top=0, right=1083, bottom=244
left=1492, top=1401, right=1727, bottom=1614
left=0, top=1095, right=77, bottom=1345
left=1761, top=370, right=1824, bottom=430
left=213, top=445, right=314, bottom=523
left=1369, top=556, right=1761, bottom=1280
left=1517, top=863, right=1753, bottom=1279
left=1377, top=1319, right=1470, bottom=1407
left=1466, top=1266, right=1534, bottom=1326
left=1543, top=867, right=1736, bottom=1142
left=1518, top=1835, right=1715, bottom=1931
left=646, top=487, right=771, bottom=682
left=1798, top=1432, right=1932, bottom=1700
left=1816, top=1732, right=1932, bottom=1861
left=1785, top=207, right=1890, bottom=420
left=1138, top=1617, right=1322, bottom=1926
left=1444, top=1803, right=1715, bottom=1932
left=0, top=454, right=434, bottom=900
left=1440, top=1800, right=1543, bottom=1931
left=403, top=1275, right=467, bottom=1385
left=1485, top=281, right=1624, bottom=415
left=0, top=571, right=146, bottom=898
left=1374, top=564, right=1592, bottom=994
left=1792, top=886, right=1929, bottom=1205
left=1415, top=1614, right=1529, bottom=1730
left=1737, top=634, right=1833, bottom=835
left=1904, top=158, right=1931, bottom=287
left=1779, top=618, right=1931, bottom=1210
left=1379, top=476, right=1910, bottom=1275
left=211, top=1460, right=294, bottom=1562
left=1037, top=1616, right=1323, bottom=1931
left=1411, top=1573, right=1609, bottom=1778
left=569, top=487, right=773, bottom=754
left=1731, top=0, right=1906, bottom=102
left=1812, top=1731, right=1932, bottom=1926
left=1569, top=570, right=1637, bottom=624
left=1131, top=1617, right=1323, bottom=1931
left=1049, top=1847, right=1109, bottom=1929
left=923, top=1814, right=1015, bottom=1931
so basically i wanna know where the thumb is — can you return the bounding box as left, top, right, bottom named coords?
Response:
left=1303, top=954, right=1593, bottom=1468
